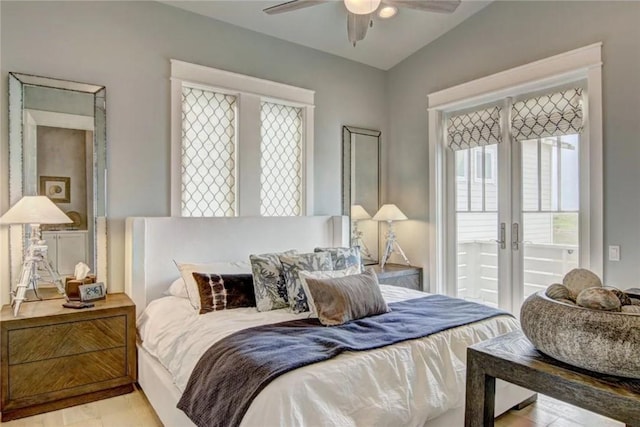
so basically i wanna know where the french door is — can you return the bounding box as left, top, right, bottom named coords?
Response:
left=451, top=136, right=581, bottom=313
left=448, top=98, right=584, bottom=314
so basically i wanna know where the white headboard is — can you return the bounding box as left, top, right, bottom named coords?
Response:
left=125, top=216, right=348, bottom=311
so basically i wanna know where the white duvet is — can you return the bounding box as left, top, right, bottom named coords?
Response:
left=137, top=285, right=519, bottom=426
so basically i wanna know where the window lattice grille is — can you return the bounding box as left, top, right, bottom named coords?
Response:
left=260, top=102, right=303, bottom=216
left=181, top=86, right=237, bottom=217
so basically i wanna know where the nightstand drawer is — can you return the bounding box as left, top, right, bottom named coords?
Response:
left=8, top=315, right=126, bottom=364
left=9, top=347, right=126, bottom=400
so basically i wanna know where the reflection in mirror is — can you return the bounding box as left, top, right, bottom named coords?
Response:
left=8, top=73, right=107, bottom=297
left=342, top=126, right=381, bottom=265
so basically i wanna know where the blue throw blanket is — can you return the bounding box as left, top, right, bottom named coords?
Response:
left=177, top=294, right=510, bottom=427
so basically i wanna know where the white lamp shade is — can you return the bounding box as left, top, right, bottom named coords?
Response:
left=344, top=0, right=381, bottom=15
left=351, top=204, right=372, bottom=221
left=0, top=196, right=72, bottom=225
left=373, top=204, right=408, bottom=222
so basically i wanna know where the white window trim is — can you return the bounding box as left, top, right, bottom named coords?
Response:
left=170, top=59, right=315, bottom=216
left=427, top=43, right=603, bottom=295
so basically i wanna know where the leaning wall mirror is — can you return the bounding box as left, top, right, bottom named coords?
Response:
left=8, top=72, right=107, bottom=297
left=342, top=126, right=381, bottom=265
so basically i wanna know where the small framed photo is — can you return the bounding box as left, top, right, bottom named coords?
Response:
left=79, top=282, right=106, bottom=302
left=40, top=176, right=71, bottom=203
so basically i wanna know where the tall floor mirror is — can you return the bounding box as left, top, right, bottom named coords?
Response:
left=342, top=126, right=381, bottom=265
left=8, top=73, right=107, bottom=297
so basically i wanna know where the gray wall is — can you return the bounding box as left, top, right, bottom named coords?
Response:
left=0, top=1, right=387, bottom=302
left=386, top=1, right=640, bottom=289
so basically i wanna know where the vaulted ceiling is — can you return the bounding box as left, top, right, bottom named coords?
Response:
left=161, top=1, right=492, bottom=70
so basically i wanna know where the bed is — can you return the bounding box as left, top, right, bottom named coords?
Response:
left=125, top=216, right=534, bottom=426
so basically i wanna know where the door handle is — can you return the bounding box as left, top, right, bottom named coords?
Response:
left=493, top=222, right=506, bottom=250
left=512, top=223, right=520, bottom=251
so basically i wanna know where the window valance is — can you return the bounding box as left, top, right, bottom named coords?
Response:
left=511, top=88, right=584, bottom=140
left=447, top=106, right=502, bottom=151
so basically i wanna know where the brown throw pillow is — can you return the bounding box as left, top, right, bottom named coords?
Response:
left=304, top=268, right=390, bottom=326
left=192, top=272, right=256, bottom=315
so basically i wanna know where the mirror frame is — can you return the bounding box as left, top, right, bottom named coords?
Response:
left=342, top=125, right=381, bottom=264
left=8, top=72, right=108, bottom=289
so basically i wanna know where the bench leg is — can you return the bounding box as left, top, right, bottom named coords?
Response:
left=465, top=354, right=496, bottom=427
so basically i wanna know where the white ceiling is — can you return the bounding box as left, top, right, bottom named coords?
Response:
left=161, top=1, right=492, bottom=70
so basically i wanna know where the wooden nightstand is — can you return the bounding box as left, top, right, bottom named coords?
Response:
left=0, top=293, right=137, bottom=421
left=372, top=263, right=423, bottom=291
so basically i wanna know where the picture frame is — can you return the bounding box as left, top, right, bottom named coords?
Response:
left=40, top=176, right=71, bottom=203
left=78, top=282, right=106, bottom=302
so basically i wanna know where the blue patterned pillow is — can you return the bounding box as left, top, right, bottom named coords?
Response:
left=250, top=250, right=297, bottom=312
left=314, top=247, right=362, bottom=271
left=280, top=252, right=333, bottom=313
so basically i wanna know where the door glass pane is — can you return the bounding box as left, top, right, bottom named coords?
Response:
left=455, top=150, right=468, bottom=212
left=521, top=139, right=539, bottom=211
left=540, top=137, right=556, bottom=211
left=470, top=146, right=483, bottom=211
left=457, top=212, right=499, bottom=307
left=522, top=135, right=580, bottom=301
left=484, top=144, right=498, bottom=211
left=560, top=135, right=580, bottom=211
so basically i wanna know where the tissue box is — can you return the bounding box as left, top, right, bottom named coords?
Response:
left=65, top=275, right=97, bottom=300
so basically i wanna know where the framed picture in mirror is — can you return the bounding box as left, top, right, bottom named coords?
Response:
left=39, top=176, right=70, bottom=203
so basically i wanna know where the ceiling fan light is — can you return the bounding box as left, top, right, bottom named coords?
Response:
left=377, top=5, right=397, bottom=18
left=344, top=0, right=381, bottom=15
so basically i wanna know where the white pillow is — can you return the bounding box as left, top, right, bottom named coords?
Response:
left=165, top=278, right=189, bottom=298
left=174, top=261, right=251, bottom=310
left=299, top=265, right=361, bottom=316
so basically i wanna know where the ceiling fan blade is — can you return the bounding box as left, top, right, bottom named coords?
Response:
left=263, top=0, right=329, bottom=15
left=347, top=11, right=371, bottom=46
left=385, top=0, right=461, bottom=14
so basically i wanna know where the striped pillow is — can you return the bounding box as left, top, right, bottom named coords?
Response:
left=191, top=272, right=256, bottom=315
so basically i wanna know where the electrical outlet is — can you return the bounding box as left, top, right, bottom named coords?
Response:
left=608, top=245, right=620, bottom=262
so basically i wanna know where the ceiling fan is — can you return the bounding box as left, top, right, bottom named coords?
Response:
left=263, top=0, right=461, bottom=46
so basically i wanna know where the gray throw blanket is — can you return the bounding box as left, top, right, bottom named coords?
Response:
left=177, top=294, right=510, bottom=427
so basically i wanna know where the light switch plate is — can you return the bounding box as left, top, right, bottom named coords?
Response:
left=608, top=245, right=620, bottom=262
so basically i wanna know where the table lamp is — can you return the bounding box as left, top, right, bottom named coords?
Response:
left=372, top=203, right=411, bottom=269
left=350, top=204, right=373, bottom=260
left=0, top=196, right=72, bottom=316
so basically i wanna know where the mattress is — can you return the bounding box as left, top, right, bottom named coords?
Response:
left=137, top=285, right=520, bottom=426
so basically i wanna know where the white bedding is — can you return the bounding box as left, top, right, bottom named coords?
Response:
left=137, top=285, right=520, bottom=426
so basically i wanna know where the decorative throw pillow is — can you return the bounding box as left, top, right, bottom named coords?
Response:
left=299, top=266, right=361, bottom=317
left=314, top=247, right=362, bottom=271
left=174, top=261, right=251, bottom=311
left=165, top=277, right=189, bottom=299
left=191, top=272, right=256, bottom=315
left=250, top=250, right=297, bottom=312
left=280, top=252, right=333, bottom=313
left=304, top=268, right=390, bottom=326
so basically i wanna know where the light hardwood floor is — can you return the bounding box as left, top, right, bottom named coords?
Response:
left=0, top=388, right=624, bottom=426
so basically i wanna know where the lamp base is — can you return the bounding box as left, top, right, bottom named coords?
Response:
left=379, top=221, right=410, bottom=270
left=11, top=226, right=67, bottom=316
left=351, top=223, right=373, bottom=260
